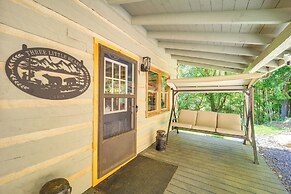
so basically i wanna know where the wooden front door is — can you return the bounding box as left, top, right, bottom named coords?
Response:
left=98, top=45, right=137, bottom=178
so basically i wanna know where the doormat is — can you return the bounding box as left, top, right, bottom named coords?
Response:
left=95, top=155, right=177, bottom=194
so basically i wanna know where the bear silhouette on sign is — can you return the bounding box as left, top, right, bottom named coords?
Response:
left=64, top=77, right=77, bottom=88
left=42, top=74, right=62, bottom=87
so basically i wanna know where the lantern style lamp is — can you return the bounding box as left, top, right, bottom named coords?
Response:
left=141, top=57, right=151, bottom=72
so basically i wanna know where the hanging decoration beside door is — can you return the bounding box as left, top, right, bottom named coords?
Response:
left=5, top=44, right=90, bottom=100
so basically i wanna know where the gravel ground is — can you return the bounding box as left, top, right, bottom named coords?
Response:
left=257, top=133, right=291, bottom=193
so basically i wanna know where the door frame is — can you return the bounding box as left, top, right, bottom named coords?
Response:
left=93, top=38, right=139, bottom=186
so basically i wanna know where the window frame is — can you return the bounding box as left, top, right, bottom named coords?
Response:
left=103, top=57, right=129, bottom=115
left=146, top=66, right=170, bottom=117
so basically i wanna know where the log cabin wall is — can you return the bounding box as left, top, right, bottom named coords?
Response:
left=0, top=0, right=176, bottom=193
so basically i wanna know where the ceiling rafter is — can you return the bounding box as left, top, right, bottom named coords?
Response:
left=172, top=55, right=247, bottom=70
left=178, top=60, right=242, bottom=74
left=266, top=60, right=280, bottom=68
left=107, top=0, right=145, bottom=5
left=159, top=42, right=261, bottom=56
left=149, top=31, right=272, bottom=45
left=132, top=8, right=291, bottom=25
left=166, top=49, right=252, bottom=64
left=260, top=59, right=288, bottom=75
left=244, top=23, right=291, bottom=73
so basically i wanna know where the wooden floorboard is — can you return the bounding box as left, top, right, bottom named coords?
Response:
left=144, top=150, right=283, bottom=191
left=170, top=178, right=214, bottom=194
left=166, top=183, right=196, bottom=194
left=164, top=141, right=271, bottom=172
left=151, top=147, right=276, bottom=179
left=141, top=131, right=288, bottom=194
left=173, top=174, right=234, bottom=194
left=144, top=149, right=280, bottom=184
left=144, top=151, right=286, bottom=193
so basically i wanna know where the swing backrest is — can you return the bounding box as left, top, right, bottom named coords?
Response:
left=217, top=113, right=241, bottom=131
left=178, top=110, right=197, bottom=126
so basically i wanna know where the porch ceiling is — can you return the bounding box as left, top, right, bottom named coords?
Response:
left=107, top=0, right=291, bottom=75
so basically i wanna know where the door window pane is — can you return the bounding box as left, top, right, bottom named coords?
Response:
left=113, top=80, right=119, bottom=94
left=114, top=63, right=119, bottom=79
left=105, top=78, right=112, bottom=94
left=105, top=98, right=112, bottom=113
left=120, top=81, right=126, bottom=94
left=121, top=66, right=126, bottom=80
left=113, top=98, right=119, bottom=111
left=104, top=97, right=128, bottom=114
left=120, top=98, right=126, bottom=110
left=106, top=61, right=112, bottom=78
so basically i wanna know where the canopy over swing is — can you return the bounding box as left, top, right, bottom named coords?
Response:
left=167, top=73, right=262, bottom=92
left=166, top=73, right=262, bottom=164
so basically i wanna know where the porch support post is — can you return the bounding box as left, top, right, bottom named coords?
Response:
left=166, top=89, right=177, bottom=144
left=243, top=92, right=248, bottom=145
left=249, top=87, right=259, bottom=164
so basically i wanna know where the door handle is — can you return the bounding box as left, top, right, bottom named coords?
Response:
left=130, top=105, right=138, bottom=113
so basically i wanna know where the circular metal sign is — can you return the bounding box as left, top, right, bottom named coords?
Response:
left=5, top=44, right=90, bottom=100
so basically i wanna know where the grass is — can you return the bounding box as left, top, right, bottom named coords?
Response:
left=208, top=134, right=224, bottom=139
left=255, top=118, right=291, bottom=135
left=255, top=125, right=285, bottom=135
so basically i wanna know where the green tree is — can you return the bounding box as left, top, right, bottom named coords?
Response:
left=254, top=66, right=291, bottom=124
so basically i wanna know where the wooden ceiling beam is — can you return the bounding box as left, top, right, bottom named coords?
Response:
left=261, top=59, right=288, bottom=76
left=149, top=31, right=272, bottom=45
left=172, top=55, right=248, bottom=70
left=244, top=23, right=291, bottom=73
left=159, top=42, right=261, bottom=56
left=107, top=0, right=146, bottom=5
left=166, top=49, right=252, bottom=64
left=266, top=60, right=280, bottom=68
left=132, top=8, right=291, bottom=25
left=178, top=60, right=242, bottom=73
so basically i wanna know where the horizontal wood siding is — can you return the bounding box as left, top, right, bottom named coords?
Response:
left=0, top=0, right=176, bottom=193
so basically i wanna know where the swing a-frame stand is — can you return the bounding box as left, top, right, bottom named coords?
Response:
left=166, top=74, right=261, bottom=164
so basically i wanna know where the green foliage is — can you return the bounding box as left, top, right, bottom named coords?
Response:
left=177, top=65, right=291, bottom=124
left=254, top=66, right=291, bottom=124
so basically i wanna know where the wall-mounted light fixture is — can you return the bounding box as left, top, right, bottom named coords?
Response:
left=140, top=56, right=151, bottom=72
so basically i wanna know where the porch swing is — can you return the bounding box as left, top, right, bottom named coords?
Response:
left=166, top=73, right=262, bottom=164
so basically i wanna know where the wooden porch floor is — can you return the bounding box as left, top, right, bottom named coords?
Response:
left=142, top=130, right=288, bottom=194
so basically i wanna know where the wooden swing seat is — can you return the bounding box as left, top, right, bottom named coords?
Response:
left=172, top=110, right=246, bottom=139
